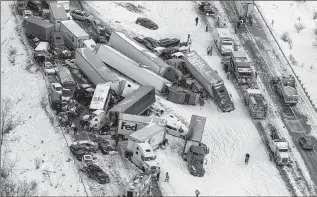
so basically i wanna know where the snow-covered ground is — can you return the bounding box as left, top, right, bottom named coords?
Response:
left=257, top=1, right=317, bottom=108
left=86, top=1, right=292, bottom=196
left=1, top=1, right=88, bottom=196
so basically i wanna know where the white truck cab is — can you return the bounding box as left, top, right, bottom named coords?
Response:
left=89, top=109, right=107, bottom=131
left=130, top=142, right=160, bottom=174
left=215, top=28, right=234, bottom=56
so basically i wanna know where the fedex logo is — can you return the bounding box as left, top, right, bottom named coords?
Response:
left=121, top=121, right=138, bottom=131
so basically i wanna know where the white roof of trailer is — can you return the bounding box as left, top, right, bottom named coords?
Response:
left=61, top=20, right=89, bottom=38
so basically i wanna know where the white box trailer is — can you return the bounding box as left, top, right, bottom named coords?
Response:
left=56, top=1, right=70, bottom=13
left=75, top=48, right=125, bottom=95
left=60, top=20, right=89, bottom=50
left=49, top=2, right=68, bottom=31
left=95, top=44, right=172, bottom=93
left=234, top=0, right=254, bottom=18
left=89, top=83, right=111, bottom=111
left=117, top=113, right=166, bottom=140
left=127, top=124, right=166, bottom=153
left=108, top=32, right=171, bottom=77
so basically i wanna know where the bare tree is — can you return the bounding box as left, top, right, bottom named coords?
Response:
left=294, top=22, right=305, bottom=33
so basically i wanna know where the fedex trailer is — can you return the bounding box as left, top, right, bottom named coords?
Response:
left=116, top=113, right=166, bottom=140
left=95, top=44, right=172, bottom=93
left=108, top=32, right=171, bottom=77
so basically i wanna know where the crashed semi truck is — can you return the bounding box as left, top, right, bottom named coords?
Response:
left=108, top=86, right=156, bottom=126
left=183, top=51, right=234, bottom=112
left=182, top=115, right=209, bottom=177
left=115, top=113, right=166, bottom=140
left=75, top=48, right=126, bottom=95
left=126, top=124, right=165, bottom=174
left=108, top=32, right=172, bottom=77
left=95, top=44, right=172, bottom=93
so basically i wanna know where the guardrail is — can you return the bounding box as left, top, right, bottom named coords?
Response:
left=253, top=1, right=317, bottom=113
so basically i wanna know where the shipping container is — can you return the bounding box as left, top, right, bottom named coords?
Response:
left=60, top=20, right=89, bottom=50
left=108, top=32, right=171, bottom=77
left=75, top=48, right=125, bottom=95
left=183, top=51, right=235, bottom=112
left=49, top=2, right=68, bottom=31
left=95, top=44, right=172, bottom=93
left=23, top=16, right=54, bottom=41
left=108, top=86, right=156, bottom=124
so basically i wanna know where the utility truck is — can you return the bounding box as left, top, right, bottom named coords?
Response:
left=264, top=124, right=291, bottom=165
left=125, top=173, right=152, bottom=197
left=244, top=88, right=268, bottom=119
left=214, top=28, right=234, bottom=56
left=125, top=124, right=165, bottom=174
left=115, top=113, right=166, bottom=140
left=271, top=75, right=299, bottom=106
left=182, top=115, right=209, bottom=177
left=229, top=51, right=254, bottom=85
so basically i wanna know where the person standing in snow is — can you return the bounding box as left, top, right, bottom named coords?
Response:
left=115, top=136, right=119, bottom=147
left=164, top=172, right=169, bottom=182
left=156, top=171, right=160, bottom=181
left=245, top=153, right=250, bottom=165
left=195, top=189, right=200, bottom=197
left=205, top=25, right=208, bottom=32
left=195, top=17, right=199, bottom=26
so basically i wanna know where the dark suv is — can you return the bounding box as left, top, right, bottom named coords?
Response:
left=26, top=0, right=42, bottom=14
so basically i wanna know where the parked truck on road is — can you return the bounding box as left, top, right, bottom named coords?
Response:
left=23, top=16, right=54, bottom=41
left=182, top=115, right=209, bottom=177
left=108, top=32, right=172, bottom=77
left=183, top=51, right=234, bottom=112
left=75, top=48, right=126, bottom=95
left=214, top=28, right=235, bottom=56
left=244, top=88, right=268, bottom=119
left=108, top=86, right=156, bottom=126
left=95, top=44, right=172, bottom=94
left=229, top=51, right=254, bottom=85
left=264, top=124, right=291, bottom=165
left=271, top=75, right=299, bottom=106
left=115, top=113, right=166, bottom=140
left=60, top=20, right=89, bottom=50
left=56, top=67, right=76, bottom=104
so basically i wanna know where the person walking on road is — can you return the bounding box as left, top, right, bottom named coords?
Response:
left=195, top=17, right=199, bottom=26
left=115, top=136, right=119, bottom=147
left=245, top=153, right=250, bottom=165
left=164, top=172, right=169, bottom=182
left=195, top=189, right=200, bottom=197
left=205, top=25, right=208, bottom=32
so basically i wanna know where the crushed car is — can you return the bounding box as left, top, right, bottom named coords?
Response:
left=299, top=136, right=314, bottom=150
left=83, top=163, right=110, bottom=184
left=159, top=38, right=180, bottom=48
left=70, top=9, right=94, bottom=23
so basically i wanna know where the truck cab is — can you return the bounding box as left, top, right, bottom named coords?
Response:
left=267, top=126, right=290, bottom=165
left=89, top=109, right=107, bottom=132
left=215, top=28, right=234, bottom=56
left=212, top=83, right=235, bottom=112
left=183, top=144, right=209, bottom=177
left=130, top=143, right=160, bottom=174
left=271, top=75, right=299, bottom=106
left=230, top=51, right=253, bottom=84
